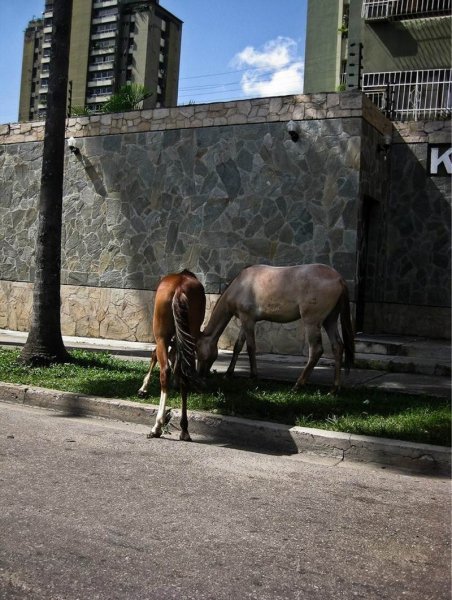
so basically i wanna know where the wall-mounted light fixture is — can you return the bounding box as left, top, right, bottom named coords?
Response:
left=286, top=120, right=300, bottom=142
left=67, top=136, right=80, bottom=154
left=377, top=133, right=392, bottom=157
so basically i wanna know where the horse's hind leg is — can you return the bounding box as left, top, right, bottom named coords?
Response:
left=293, top=323, right=323, bottom=390
left=323, top=311, right=344, bottom=394
left=138, top=349, right=157, bottom=397
left=226, top=327, right=246, bottom=377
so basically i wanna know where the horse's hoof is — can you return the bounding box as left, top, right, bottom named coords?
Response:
left=179, top=432, right=192, bottom=442
left=138, top=390, right=147, bottom=398
left=147, top=430, right=161, bottom=439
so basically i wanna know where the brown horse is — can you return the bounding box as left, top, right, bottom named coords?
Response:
left=197, top=264, right=354, bottom=392
left=138, top=270, right=206, bottom=441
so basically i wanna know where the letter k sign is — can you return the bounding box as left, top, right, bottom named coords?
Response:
left=429, top=145, right=452, bottom=176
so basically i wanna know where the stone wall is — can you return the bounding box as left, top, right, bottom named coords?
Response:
left=0, top=92, right=376, bottom=144
left=0, top=92, right=449, bottom=347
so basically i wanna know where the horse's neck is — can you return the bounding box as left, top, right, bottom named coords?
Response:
left=204, top=293, right=233, bottom=342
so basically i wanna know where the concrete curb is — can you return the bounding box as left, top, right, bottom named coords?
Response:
left=1, top=382, right=450, bottom=475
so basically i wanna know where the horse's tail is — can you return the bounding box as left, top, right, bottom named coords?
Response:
left=339, top=282, right=355, bottom=372
left=172, top=289, right=198, bottom=387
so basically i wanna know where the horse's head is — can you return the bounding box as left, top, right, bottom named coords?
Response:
left=196, top=333, right=218, bottom=377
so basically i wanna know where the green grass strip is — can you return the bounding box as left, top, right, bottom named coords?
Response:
left=0, top=348, right=449, bottom=446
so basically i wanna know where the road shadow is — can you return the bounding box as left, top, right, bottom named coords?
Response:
left=154, top=424, right=300, bottom=456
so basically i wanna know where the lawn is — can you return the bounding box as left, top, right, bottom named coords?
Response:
left=0, top=348, right=449, bottom=446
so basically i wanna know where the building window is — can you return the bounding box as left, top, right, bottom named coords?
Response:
left=91, top=39, right=116, bottom=51
left=90, top=54, right=115, bottom=64
left=88, top=86, right=113, bottom=97
left=89, top=70, right=114, bottom=80
left=92, top=23, right=117, bottom=34
left=93, top=7, right=118, bottom=18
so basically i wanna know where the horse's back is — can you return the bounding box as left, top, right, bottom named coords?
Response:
left=238, top=264, right=344, bottom=293
left=230, top=264, right=345, bottom=322
left=153, top=271, right=205, bottom=338
left=178, top=272, right=206, bottom=336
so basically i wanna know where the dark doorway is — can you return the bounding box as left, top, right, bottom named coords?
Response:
left=355, top=195, right=381, bottom=332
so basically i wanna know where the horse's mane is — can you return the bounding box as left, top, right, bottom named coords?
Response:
left=208, top=265, right=251, bottom=319
left=211, top=265, right=254, bottom=307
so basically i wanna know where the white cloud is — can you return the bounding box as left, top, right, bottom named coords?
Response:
left=231, top=37, right=304, bottom=97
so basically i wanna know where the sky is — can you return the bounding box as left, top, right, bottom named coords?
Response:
left=0, top=0, right=307, bottom=124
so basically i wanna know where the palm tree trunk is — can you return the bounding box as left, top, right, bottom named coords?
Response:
left=21, top=0, right=73, bottom=365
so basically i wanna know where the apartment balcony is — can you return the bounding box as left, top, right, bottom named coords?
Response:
left=362, top=68, right=452, bottom=120
left=362, top=0, right=452, bottom=20
left=87, top=79, right=114, bottom=87
left=92, top=15, right=119, bottom=26
left=91, top=30, right=118, bottom=41
left=93, top=0, right=118, bottom=7
left=91, top=46, right=116, bottom=56
left=89, top=61, right=115, bottom=71
left=86, top=92, right=112, bottom=103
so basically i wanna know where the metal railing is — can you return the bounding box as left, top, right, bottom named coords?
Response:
left=362, top=68, right=452, bottom=120
left=362, top=0, right=452, bottom=20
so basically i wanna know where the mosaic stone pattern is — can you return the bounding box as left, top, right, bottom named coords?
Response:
left=1, top=118, right=362, bottom=295
left=0, top=94, right=450, bottom=344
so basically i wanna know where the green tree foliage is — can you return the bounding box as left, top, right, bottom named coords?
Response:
left=70, top=105, right=93, bottom=117
left=101, top=84, right=152, bottom=113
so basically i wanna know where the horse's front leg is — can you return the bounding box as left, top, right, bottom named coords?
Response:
left=226, top=327, right=246, bottom=377
left=148, top=342, right=170, bottom=438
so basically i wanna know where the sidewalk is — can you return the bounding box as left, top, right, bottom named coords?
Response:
left=0, top=328, right=450, bottom=398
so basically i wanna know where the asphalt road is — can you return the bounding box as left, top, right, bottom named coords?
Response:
left=0, top=403, right=450, bottom=600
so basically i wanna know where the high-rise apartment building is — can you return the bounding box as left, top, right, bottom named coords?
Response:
left=19, top=0, right=182, bottom=122
left=304, top=0, right=451, bottom=120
